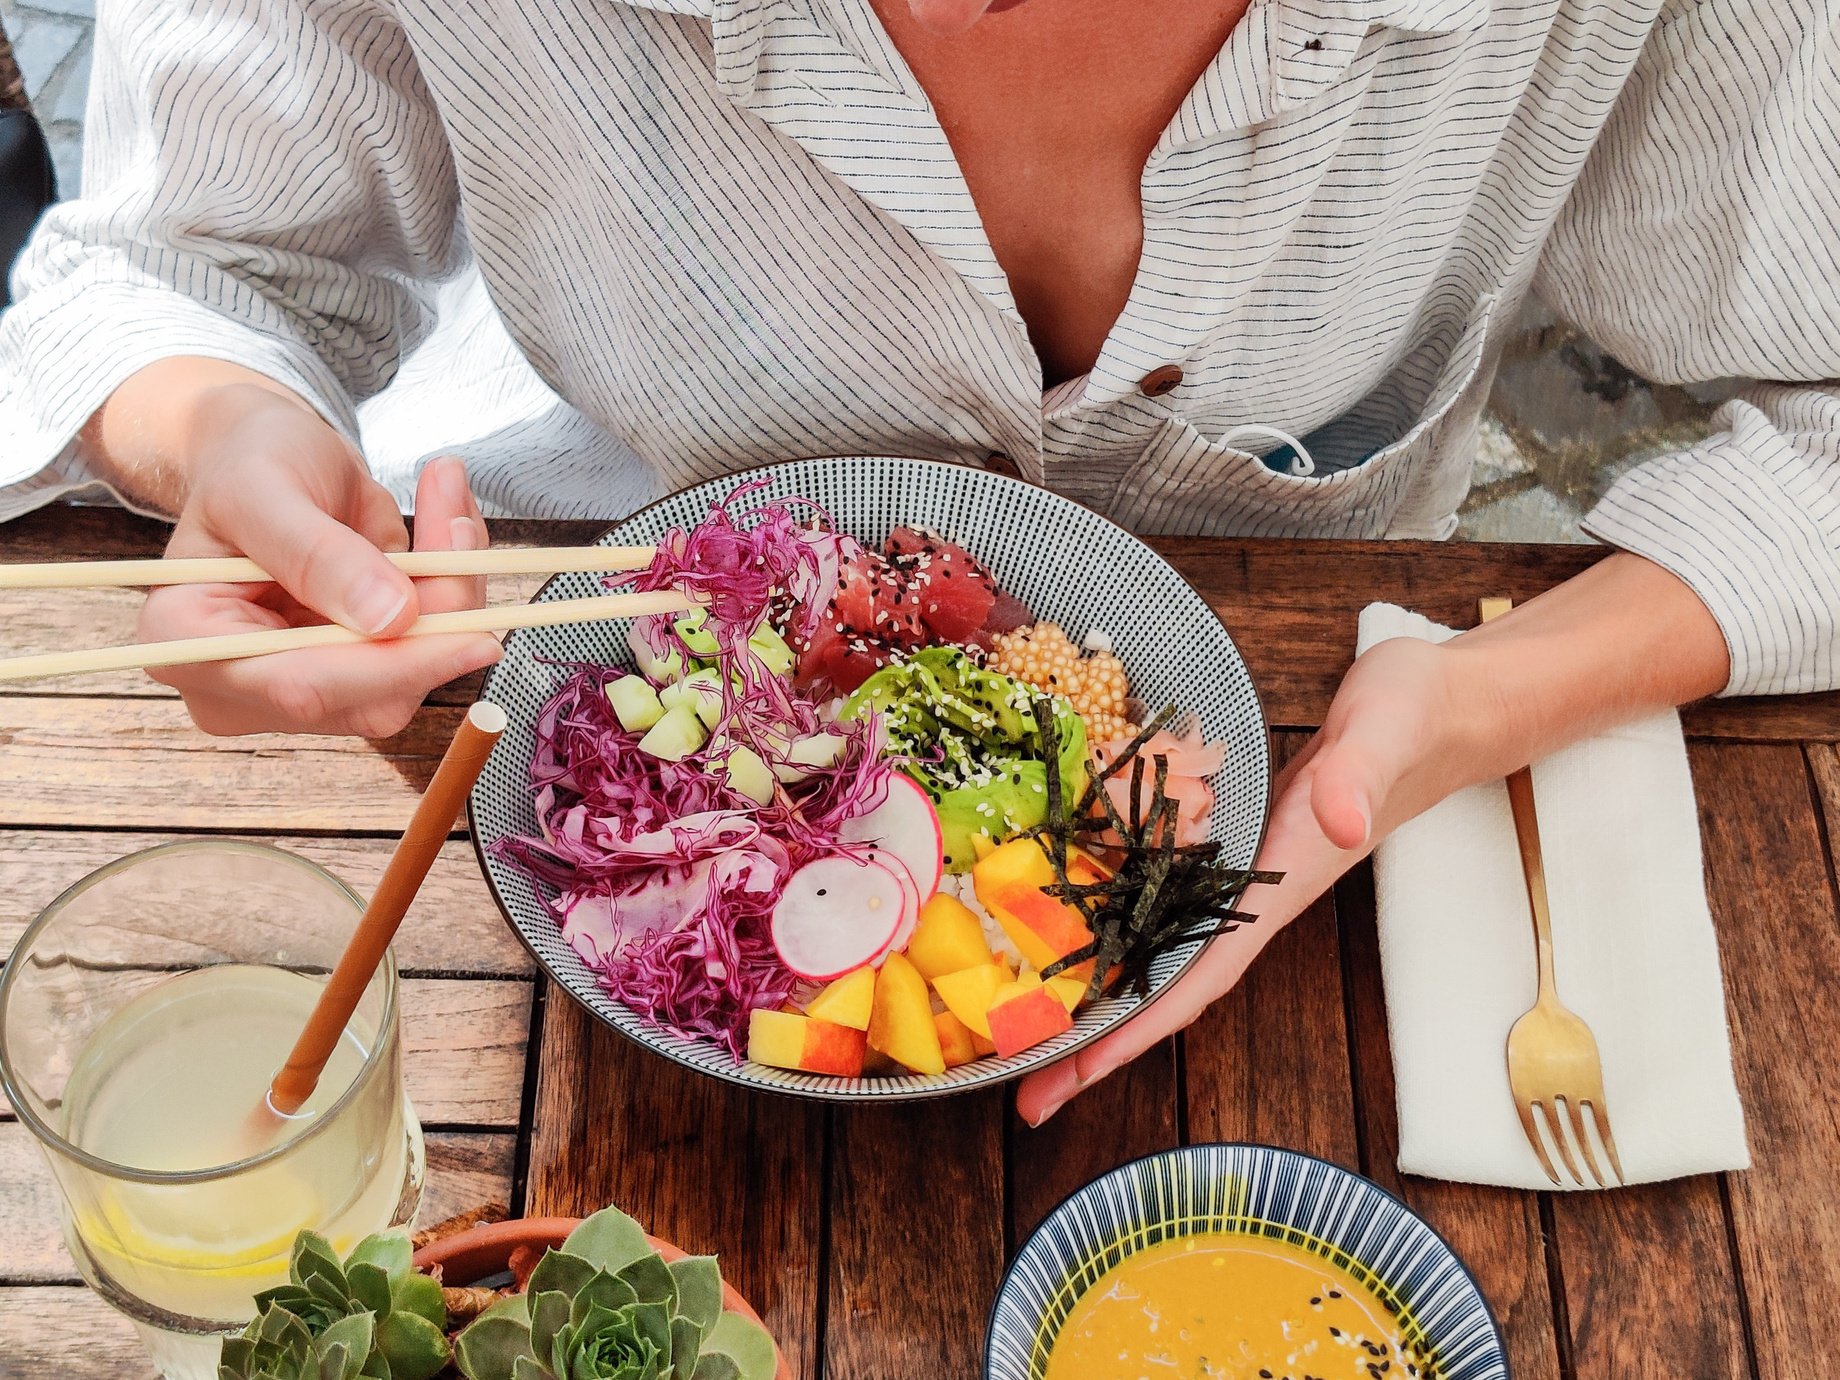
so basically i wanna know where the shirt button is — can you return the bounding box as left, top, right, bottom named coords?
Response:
left=1139, top=365, right=1184, bottom=397
left=984, top=452, right=1021, bottom=476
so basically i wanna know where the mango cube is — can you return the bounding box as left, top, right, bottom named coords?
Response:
left=866, top=952, right=945, bottom=1075
left=905, top=893, right=994, bottom=980
left=805, top=967, right=875, bottom=1031
left=971, top=838, right=1105, bottom=982
left=747, top=1009, right=867, bottom=1077
left=931, top=962, right=1009, bottom=1040
left=1046, top=974, right=1089, bottom=1014
left=985, top=973, right=1074, bottom=1059
left=934, top=1010, right=979, bottom=1068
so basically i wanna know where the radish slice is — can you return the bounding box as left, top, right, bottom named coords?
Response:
left=838, top=774, right=944, bottom=900
left=858, top=847, right=921, bottom=966
left=771, top=855, right=906, bottom=981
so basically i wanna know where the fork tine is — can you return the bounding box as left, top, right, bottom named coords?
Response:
left=1587, top=1101, right=1625, bottom=1184
left=1545, top=1098, right=1586, bottom=1186
left=1565, top=1097, right=1608, bottom=1187
left=1515, top=1098, right=1562, bottom=1185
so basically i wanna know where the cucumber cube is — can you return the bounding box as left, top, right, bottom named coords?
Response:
left=637, top=703, right=708, bottom=761
left=746, top=624, right=795, bottom=676
left=723, top=744, right=776, bottom=806
left=629, top=626, right=687, bottom=686
left=678, top=668, right=727, bottom=730
left=605, top=675, right=665, bottom=732
left=674, top=609, right=721, bottom=658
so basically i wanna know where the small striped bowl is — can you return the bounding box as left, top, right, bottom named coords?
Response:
left=988, top=1144, right=1509, bottom=1380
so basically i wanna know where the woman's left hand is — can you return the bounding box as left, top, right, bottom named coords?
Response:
left=1014, top=633, right=1494, bottom=1124
left=1014, top=552, right=1732, bottom=1126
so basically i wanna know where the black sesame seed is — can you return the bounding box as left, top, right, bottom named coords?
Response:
left=815, top=888, right=826, bottom=896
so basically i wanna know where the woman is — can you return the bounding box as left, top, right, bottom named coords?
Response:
left=1, top=0, right=1834, bottom=1120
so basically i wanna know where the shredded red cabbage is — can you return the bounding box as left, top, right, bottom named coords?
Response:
left=492, top=486, right=904, bottom=1059
left=623, top=479, right=841, bottom=645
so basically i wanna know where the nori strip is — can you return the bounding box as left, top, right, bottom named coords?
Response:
left=1031, top=699, right=1284, bottom=1001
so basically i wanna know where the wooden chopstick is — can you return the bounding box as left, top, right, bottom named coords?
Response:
left=0, top=545, right=656, bottom=590
left=0, top=590, right=692, bottom=684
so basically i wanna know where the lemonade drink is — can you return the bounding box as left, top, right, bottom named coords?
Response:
left=57, top=964, right=421, bottom=1325
left=0, top=841, right=425, bottom=1380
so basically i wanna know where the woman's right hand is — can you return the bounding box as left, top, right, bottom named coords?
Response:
left=136, top=384, right=502, bottom=736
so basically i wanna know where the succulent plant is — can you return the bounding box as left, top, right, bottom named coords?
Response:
left=453, top=1209, right=776, bottom=1380
left=219, top=1231, right=452, bottom=1380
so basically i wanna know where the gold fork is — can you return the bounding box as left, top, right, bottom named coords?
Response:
left=1480, top=598, right=1625, bottom=1188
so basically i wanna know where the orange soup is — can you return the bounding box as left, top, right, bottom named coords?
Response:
left=1044, top=1231, right=1423, bottom=1380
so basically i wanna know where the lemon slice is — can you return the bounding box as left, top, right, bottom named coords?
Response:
left=79, top=1173, right=322, bottom=1280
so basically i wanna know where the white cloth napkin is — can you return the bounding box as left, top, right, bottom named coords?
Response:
left=1359, top=603, right=1749, bottom=1189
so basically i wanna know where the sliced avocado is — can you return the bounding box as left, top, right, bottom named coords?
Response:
left=605, top=675, right=665, bottom=732
left=637, top=703, right=707, bottom=761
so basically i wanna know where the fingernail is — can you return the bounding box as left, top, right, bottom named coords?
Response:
left=1030, top=1095, right=1069, bottom=1127
left=1354, top=796, right=1373, bottom=848
left=348, top=574, right=409, bottom=635
left=450, top=515, right=482, bottom=551
left=441, top=456, right=470, bottom=505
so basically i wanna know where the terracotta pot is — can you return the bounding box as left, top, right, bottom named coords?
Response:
left=413, top=1217, right=793, bottom=1380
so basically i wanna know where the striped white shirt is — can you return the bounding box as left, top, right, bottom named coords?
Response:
left=2, top=0, right=1837, bottom=697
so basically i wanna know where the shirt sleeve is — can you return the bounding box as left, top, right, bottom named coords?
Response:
left=1535, top=0, right=1840, bottom=698
left=0, top=0, right=463, bottom=522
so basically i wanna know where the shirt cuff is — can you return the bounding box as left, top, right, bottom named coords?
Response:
left=0, top=281, right=363, bottom=521
left=1581, top=389, right=1840, bottom=698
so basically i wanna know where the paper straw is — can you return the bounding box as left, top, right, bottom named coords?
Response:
left=264, top=701, right=508, bottom=1118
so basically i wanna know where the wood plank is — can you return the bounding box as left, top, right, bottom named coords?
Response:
left=1147, top=537, right=1840, bottom=741
left=1336, top=861, right=1565, bottom=1380
left=523, top=986, right=825, bottom=1380
left=1694, top=743, right=1840, bottom=1380
left=1006, top=1043, right=1178, bottom=1249
left=1807, top=742, right=1840, bottom=864
left=9, top=508, right=1837, bottom=739
left=826, top=1094, right=1006, bottom=1380
left=0, top=832, right=531, bottom=977
left=0, top=697, right=464, bottom=830
left=1549, top=1179, right=1748, bottom=1379
left=399, top=979, right=531, bottom=1128
left=0, top=978, right=529, bottom=1127
left=1183, top=732, right=1360, bottom=1166
left=0, top=1286, right=153, bottom=1379
left=0, top=1125, right=514, bottom=1284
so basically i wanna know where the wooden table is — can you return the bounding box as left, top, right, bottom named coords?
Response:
left=4, top=506, right=1839, bottom=1380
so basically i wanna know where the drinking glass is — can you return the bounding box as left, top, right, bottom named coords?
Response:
left=0, top=841, right=425, bottom=1379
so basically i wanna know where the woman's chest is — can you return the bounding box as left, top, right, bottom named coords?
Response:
left=866, top=0, right=1252, bottom=384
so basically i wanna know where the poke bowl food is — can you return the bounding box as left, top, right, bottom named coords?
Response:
left=470, top=458, right=1270, bottom=1100
left=987, top=1144, right=1509, bottom=1380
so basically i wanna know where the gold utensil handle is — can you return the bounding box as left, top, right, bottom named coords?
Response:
left=1480, top=597, right=1560, bottom=1003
